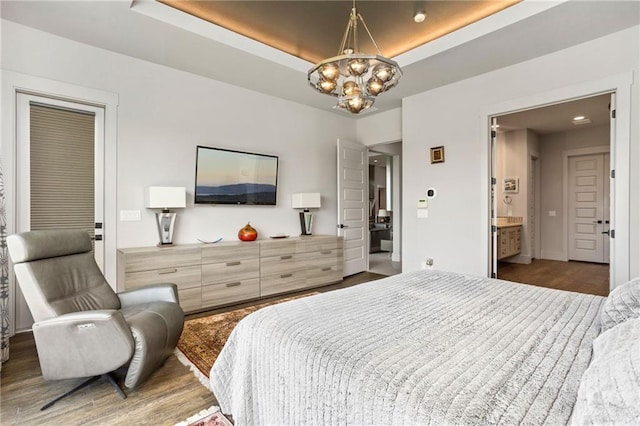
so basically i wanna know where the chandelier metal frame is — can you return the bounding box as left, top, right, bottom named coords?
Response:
left=307, top=1, right=403, bottom=114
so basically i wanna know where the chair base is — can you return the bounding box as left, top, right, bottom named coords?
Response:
left=40, top=372, right=126, bottom=411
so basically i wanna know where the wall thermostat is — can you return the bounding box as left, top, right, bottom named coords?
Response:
left=426, top=188, right=437, bottom=199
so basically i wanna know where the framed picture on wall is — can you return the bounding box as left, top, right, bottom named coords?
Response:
left=503, top=177, right=519, bottom=193
left=430, top=146, right=445, bottom=164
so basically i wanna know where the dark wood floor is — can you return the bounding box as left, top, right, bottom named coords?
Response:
left=0, top=272, right=384, bottom=426
left=497, top=259, right=610, bottom=296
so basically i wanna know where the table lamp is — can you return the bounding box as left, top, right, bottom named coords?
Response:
left=145, top=186, right=186, bottom=246
left=291, top=193, right=321, bottom=235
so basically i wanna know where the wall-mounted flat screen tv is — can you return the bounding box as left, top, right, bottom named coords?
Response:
left=195, top=146, right=279, bottom=205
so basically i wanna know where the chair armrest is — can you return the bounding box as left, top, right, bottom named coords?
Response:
left=32, top=310, right=135, bottom=381
left=118, top=283, right=180, bottom=307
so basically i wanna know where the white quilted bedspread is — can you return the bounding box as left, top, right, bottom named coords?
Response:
left=210, top=270, right=605, bottom=425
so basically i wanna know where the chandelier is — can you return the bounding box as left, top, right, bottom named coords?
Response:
left=307, top=0, right=402, bottom=114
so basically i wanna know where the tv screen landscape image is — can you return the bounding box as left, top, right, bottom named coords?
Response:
left=195, top=146, right=279, bottom=205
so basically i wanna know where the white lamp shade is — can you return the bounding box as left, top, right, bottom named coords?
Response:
left=291, top=193, right=321, bottom=209
left=378, top=209, right=389, bottom=217
left=145, top=186, right=186, bottom=209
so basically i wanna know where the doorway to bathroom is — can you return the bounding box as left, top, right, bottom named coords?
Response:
left=491, top=93, right=612, bottom=295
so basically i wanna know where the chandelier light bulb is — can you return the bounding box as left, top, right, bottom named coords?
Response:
left=319, top=63, right=340, bottom=81
left=373, top=63, right=394, bottom=82
left=347, top=95, right=365, bottom=113
left=342, top=80, right=361, bottom=97
left=347, top=58, right=370, bottom=76
left=317, top=79, right=337, bottom=94
left=367, top=77, right=385, bottom=96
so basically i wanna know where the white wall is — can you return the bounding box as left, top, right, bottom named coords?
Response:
left=1, top=20, right=356, bottom=331
left=402, top=25, right=639, bottom=277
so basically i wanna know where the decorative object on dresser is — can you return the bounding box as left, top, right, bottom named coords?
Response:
left=237, top=222, right=257, bottom=241
left=117, top=235, right=343, bottom=314
left=291, top=193, right=321, bottom=235
left=145, top=186, right=186, bottom=246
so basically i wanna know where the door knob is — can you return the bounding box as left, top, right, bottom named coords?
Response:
left=337, top=224, right=349, bottom=229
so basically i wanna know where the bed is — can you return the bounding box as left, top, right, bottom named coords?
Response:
left=209, top=270, right=640, bottom=425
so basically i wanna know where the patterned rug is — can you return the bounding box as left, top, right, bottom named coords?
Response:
left=176, top=292, right=319, bottom=384
left=174, top=405, right=233, bottom=426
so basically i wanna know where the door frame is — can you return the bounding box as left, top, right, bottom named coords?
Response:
left=480, top=71, right=632, bottom=289
left=562, top=146, right=610, bottom=262
left=1, top=71, right=118, bottom=334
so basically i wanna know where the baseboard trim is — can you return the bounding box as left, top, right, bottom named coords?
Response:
left=540, top=251, right=567, bottom=262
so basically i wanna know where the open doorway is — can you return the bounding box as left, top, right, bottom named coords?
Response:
left=491, top=94, right=611, bottom=296
left=368, top=142, right=402, bottom=276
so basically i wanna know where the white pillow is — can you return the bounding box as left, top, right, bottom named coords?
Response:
left=600, top=277, right=640, bottom=331
left=571, top=317, right=640, bottom=425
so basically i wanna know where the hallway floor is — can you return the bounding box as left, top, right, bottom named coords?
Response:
left=369, top=251, right=402, bottom=276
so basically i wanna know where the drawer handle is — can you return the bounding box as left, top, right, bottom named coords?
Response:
left=280, top=273, right=293, bottom=278
left=226, top=261, right=241, bottom=266
left=226, top=282, right=242, bottom=287
left=280, top=255, right=292, bottom=260
left=321, top=250, right=332, bottom=255
left=158, top=268, right=178, bottom=275
left=321, top=267, right=332, bottom=272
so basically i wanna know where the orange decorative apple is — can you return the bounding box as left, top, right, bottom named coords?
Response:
left=238, top=222, right=258, bottom=241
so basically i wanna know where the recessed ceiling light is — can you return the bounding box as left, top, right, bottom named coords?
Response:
left=572, top=116, right=592, bottom=125
left=414, top=11, right=426, bottom=23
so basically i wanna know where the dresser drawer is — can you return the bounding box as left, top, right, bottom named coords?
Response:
left=303, top=237, right=341, bottom=253
left=260, top=253, right=306, bottom=276
left=202, top=258, right=260, bottom=286
left=125, top=265, right=201, bottom=291
left=202, top=278, right=260, bottom=307
left=306, top=264, right=342, bottom=287
left=260, top=239, right=303, bottom=257
left=303, top=249, right=341, bottom=268
left=122, top=248, right=201, bottom=272
left=202, top=243, right=259, bottom=264
left=261, top=270, right=307, bottom=297
left=178, top=287, right=202, bottom=313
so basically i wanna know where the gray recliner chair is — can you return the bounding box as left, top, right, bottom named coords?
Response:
left=7, top=229, right=184, bottom=410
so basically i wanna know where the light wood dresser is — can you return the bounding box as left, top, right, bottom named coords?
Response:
left=117, top=235, right=343, bottom=313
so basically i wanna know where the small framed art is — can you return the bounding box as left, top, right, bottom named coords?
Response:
left=430, top=146, right=445, bottom=164
left=503, top=177, right=519, bottom=193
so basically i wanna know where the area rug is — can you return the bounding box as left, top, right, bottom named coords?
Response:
left=174, top=405, right=233, bottom=426
left=175, top=292, right=319, bottom=390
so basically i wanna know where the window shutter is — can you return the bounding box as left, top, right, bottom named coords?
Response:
left=29, top=103, right=95, bottom=238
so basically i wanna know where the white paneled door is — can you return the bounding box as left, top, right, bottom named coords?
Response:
left=568, top=153, right=610, bottom=263
left=337, top=139, right=367, bottom=276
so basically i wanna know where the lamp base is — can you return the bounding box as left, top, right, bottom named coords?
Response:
left=299, top=211, right=314, bottom=236
left=155, top=210, right=176, bottom=246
